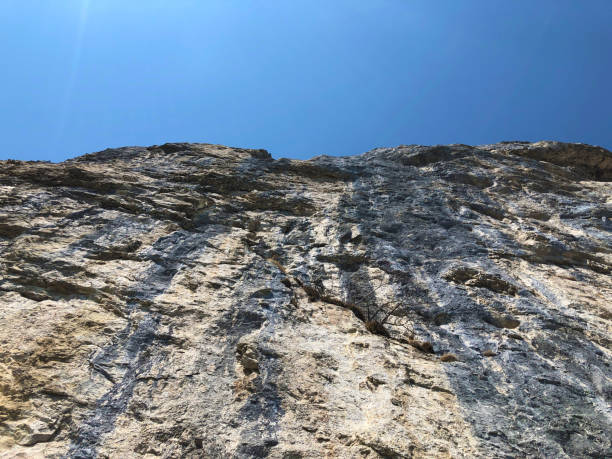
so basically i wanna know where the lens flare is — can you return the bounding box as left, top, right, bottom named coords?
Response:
left=55, top=0, right=91, bottom=147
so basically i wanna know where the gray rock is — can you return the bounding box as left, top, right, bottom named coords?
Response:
left=0, top=141, right=610, bottom=457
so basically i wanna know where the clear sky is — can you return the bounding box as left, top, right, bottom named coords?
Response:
left=1, top=0, right=611, bottom=161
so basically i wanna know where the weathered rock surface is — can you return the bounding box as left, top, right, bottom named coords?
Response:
left=0, top=140, right=610, bottom=458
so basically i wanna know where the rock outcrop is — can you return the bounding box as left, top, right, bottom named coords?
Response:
left=0, top=141, right=610, bottom=458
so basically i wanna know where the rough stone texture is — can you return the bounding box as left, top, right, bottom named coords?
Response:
left=0, top=140, right=610, bottom=458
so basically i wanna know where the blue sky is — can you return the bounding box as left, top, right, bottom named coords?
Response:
left=1, top=0, right=611, bottom=161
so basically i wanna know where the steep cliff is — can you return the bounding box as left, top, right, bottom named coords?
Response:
left=0, top=141, right=610, bottom=458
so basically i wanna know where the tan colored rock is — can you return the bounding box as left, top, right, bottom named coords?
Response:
left=0, top=141, right=610, bottom=457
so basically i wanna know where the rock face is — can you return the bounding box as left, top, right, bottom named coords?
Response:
left=0, top=141, right=610, bottom=458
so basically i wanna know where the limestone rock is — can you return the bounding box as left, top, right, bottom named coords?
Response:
left=0, top=141, right=610, bottom=457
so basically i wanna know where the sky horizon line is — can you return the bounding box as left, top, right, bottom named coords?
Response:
left=4, top=137, right=610, bottom=164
